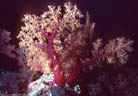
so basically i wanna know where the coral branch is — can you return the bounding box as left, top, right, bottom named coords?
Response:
left=17, top=2, right=133, bottom=90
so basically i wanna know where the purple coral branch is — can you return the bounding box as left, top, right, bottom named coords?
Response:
left=45, top=23, right=62, bottom=68
left=80, top=49, right=115, bottom=68
left=66, top=46, right=121, bottom=85
left=35, top=22, right=63, bottom=69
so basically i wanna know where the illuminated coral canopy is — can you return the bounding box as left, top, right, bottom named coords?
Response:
left=16, top=1, right=134, bottom=95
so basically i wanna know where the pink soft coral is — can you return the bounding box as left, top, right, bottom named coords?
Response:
left=17, top=2, right=133, bottom=86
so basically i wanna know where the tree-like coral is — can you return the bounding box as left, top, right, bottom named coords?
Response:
left=0, top=29, right=16, bottom=58
left=17, top=2, right=134, bottom=95
left=17, top=2, right=93, bottom=86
